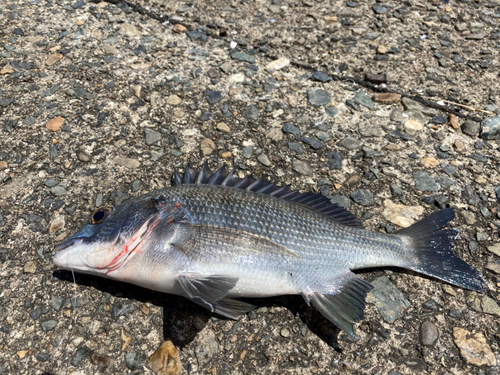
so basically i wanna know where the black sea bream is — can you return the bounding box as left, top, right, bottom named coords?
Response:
left=53, top=163, right=485, bottom=335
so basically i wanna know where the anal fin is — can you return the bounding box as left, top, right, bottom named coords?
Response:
left=304, top=272, right=373, bottom=336
left=178, top=273, right=255, bottom=319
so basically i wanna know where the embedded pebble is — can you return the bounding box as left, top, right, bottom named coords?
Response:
left=144, top=128, right=162, bottom=145
left=200, top=138, right=216, bottom=156
left=420, top=321, right=439, bottom=347
left=382, top=200, right=424, bottom=228
left=403, top=119, right=423, bottom=136
left=480, top=116, right=500, bottom=140
left=265, top=57, right=290, bottom=71
left=307, top=90, right=331, bottom=107
left=167, top=95, right=182, bottom=106
left=292, top=159, right=313, bottom=176
left=350, top=189, right=374, bottom=206
left=46, top=116, right=64, bottom=131
left=366, top=276, right=410, bottom=323
left=257, top=154, right=271, bottom=167
left=216, top=122, right=230, bottom=133
left=413, top=171, right=438, bottom=192
left=24, top=261, right=36, bottom=273
left=453, top=327, right=497, bottom=367
left=148, top=340, right=181, bottom=375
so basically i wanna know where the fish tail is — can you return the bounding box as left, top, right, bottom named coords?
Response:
left=397, top=208, right=486, bottom=292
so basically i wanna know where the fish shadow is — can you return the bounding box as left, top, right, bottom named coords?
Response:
left=54, top=270, right=210, bottom=347
left=54, top=271, right=344, bottom=350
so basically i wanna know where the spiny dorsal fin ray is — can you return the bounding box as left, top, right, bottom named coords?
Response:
left=171, top=163, right=362, bottom=228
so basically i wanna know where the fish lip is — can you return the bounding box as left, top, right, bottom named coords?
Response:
left=54, top=238, right=76, bottom=253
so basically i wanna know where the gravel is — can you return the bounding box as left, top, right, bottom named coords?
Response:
left=1, top=0, right=499, bottom=373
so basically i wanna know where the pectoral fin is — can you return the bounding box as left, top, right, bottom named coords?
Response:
left=178, top=273, right=255, bottom=319
left=304, top=272, right=373, bottom=337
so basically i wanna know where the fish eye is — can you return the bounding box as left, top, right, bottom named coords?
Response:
left=90, top=207, right=112, bottom=224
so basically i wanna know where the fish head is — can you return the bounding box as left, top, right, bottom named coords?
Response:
left=53, top=197, right=163, bottom=277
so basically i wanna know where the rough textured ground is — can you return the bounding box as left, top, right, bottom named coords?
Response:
left=1, top=0, right=500, bottom=374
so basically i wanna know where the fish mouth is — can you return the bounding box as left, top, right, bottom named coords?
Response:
left=54, top=239, right=77, bottom=253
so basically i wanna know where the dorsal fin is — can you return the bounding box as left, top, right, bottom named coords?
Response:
left=171, top=163, right=362, bottom=228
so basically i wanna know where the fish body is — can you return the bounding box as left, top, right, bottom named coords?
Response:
left=53, top=163, right=485, bottom=335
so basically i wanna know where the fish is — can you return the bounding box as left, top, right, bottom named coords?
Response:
left=53, top=162, right=486, bottom=336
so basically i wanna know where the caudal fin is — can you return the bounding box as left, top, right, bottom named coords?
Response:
left=397, top=208, right=486, bottom=292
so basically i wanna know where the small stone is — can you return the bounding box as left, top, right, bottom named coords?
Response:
left=265, top=57, right=290, bottom=71
left=49, top=215, right=65, bottom=233
left=297, top=137, right=324, bottom=150
left=353, top=91, right=374, bottom=109
left=203, top=90, right=223, bottom=105
left=421, top=157, right=439, bottom=168
left=325, top=105, right=338, bottom=117
left=40, top=319, right=57, bottom=331
left=373, top=93, right=401, bottom=104
left=310, top=71, right=332, bottom=82
left=216, top=122, right=230, bottom=133
left=200, top=112, right=213, bottom=121
left=257, top=154, right=271, bottom=167
left=242, top=146, right=253, bottom=158
left=49, top=295, right=63, bottom=311
left=402, top=97, right=437, bottom=116
left=462, top=120, right=480, bottom=136
left=480, top=116, right=500, bottom=140
left=346, top=99, right=361, bottom=111
left=77, top=151, right=90, bottom=162
left=358, top=122, right=382, bottom=137
left=376, top=45, right=388, bottom=54
left=186, top=30, right=207, bottom=42
left=166, top=95, right=181, bottom=106
left=338, top=137, right=361, bottom=150
left=71, top=346, right=90, bottom=367
left=172, top=24, right=186, bottom=33
left=46, top=116, right=64, bottom=131
left=486, top=260, right=500, bottom=275
left=112, top=302, right=135, bottom=319
left=365, top=73, right=387, bottom=84
left=221, top=151, right=232, bottom=158
left=292, top=159, right=313, bottom=176
left=481, top=295, right=500, bottom=317
left=453, top=327, right=496, bottom=367
left=244, top=105, right=260, bottom=121
left=50, top=186, right=67, bottom=196
left=420, top=321, right=439, bottom=347
left=403, top=119, right=423, bottom=136
left=282, top=123, right=300, bottom=135
left=366, top=276, right=410, bottom=323
left=382, top=200, right=424, bottom=227
left=280, top=327, right=290, bottom=338
left=148, top=340, right=182, bottom=375
left=230, top=51, right=255, bottom=63
left=449, top=114, right=459, bottom=129
left=430, top=116, right=447, bottom=125
left=288, top=142, right=303, bottom=154
left=461, top=210, right=477, bottom=225
left=350, top=189, right=374, bottom=206
left=486, top=243, right=500, bottom=257
left=113, top=156, right=140, bottom=169
left=125, top=353, right=143, bottom=370
left=307, top=89, right=331, bottom=107
left=200, top=138, right=216, bottom=156
left=372, top=4, right=387, bottom=14
left=413, top=171, right=438, bottom=192
left=24, top=261, right=36, bottom=273
left=46, top=53, right=63, bottom=66
left=144, top=128, right=162, bottom=145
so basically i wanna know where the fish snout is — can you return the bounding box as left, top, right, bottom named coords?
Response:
left=54, top=239, right=75, bottom=253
